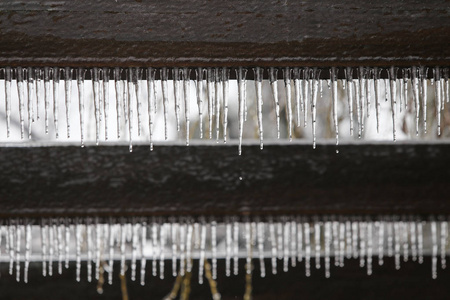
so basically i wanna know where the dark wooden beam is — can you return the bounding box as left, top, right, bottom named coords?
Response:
left=0, top=143, right=449, bottom=219
left=0, top=1, right=448, bottom=67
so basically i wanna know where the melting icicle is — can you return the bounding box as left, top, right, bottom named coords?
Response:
left=254, top=67, right=264, bottom=149
left=418, top=221, right=424, bottom=264
left=64, top=67, right=72, bottom=138
left=114, top=68, right=122, bottom=139
left=354, top=79, right=361, bottom=138
left=199, top=222, right=206, bottom=283
left=15, top=224, right=21, bottom=282
left=134, top=68, right=142, bottom=137
left=151, top=222, right=158, bottom=277
left=53, top=67, right=60, bottom=138
left=410, top=220, right=417, bottom=262
left=35, top=68, right=41, bottom=121
left=440, top=220, right=448, bottom=269
left=57, top=222, right=63, bottom=275
left=358, top=67, right=366, bottom=134
left=186, top=223, right=193, bottom=273
left=237, top=67, right=247, bottom=155
left=161, top=68, right=170, bottom=140
left=324, top=222, right=331, bottom=278
left=269, top=67, right=281, bottom=138
left=420, top=67, right=428, bottom=133
left=373, top=67, right=381, bottom=133
left=196, top=68, right=204, bottom=138
left=17, top=67, right=25, bottom=139
left=367, top=222, right=373, bottom=275
left=131, top=223, right=138, bottom=281
left=311, top=68, right=320, bottom=149
left=120, top=223, right=126, bottom=277
left=304, top=222, right=311, bottom=277
left=269, top=220, right=277, bottom=275
left=226, top=221, right=232, bottom=277
left=345, top=67, right=354, bottom=135
left=345, top=221, right=352, bottom=259
left=206, top=68, right=214, bottom=139
left=211, top=221, right=218, bottom=279
left=303, top=68, right=310, bottom=128
left=160, top=223, right=167, bottom=280
left=27, top=67, right=34, bottom=139
left=394, top=221, right=401, bottom=270
left=109, top=222, right=115, bottom=285
left=173, top=68, right=181, bottom=132
left=378, top=221, right=384, bottom=266
left=402, top=222, right=409, bottom=262
left=389, top=67, right=398, bottom=141
left=127, top=69, right=134, bottom=152
left=297, top=221, right=304, bottom=263
left=283, top=67, right=293, bottom=141
left=4, top=67, right=12, bottom=137
left=314, top=219, right=321, bottom=269
left=103, top=68, right=110, bottom=140
left=171, top=223, right=178, bottom=277
left=411, top=67, right=420, bottom=135
left=75, top=223, right=81, bottom=282
left=245, top=222, right=252, bottom=275
left=183, top=68, right=191, bottom=146
left=330, top=67, right=339, bottom=148
left=283, top=221, right=290, bottom=272
left=432, top=220, right=438, bottom=279
left=147, top=68, right=156, bottom=150
left=76, top=69, right=86, bottom=147
left=43, top=67, right=51, bottom=134
left=257, top=221, right=266, bottom=277
left=435, top=67, right=442, bottom=135
left=233, top=220, right=240, bottom=276
left=24, top=223, right=31, bottom=283
left=222, top=67, right=230, bottom=143
left=293, top=67, right=303, bottom=126
left=290, top=220, right=297, bottom=267
left=179, top=224, right=186, bottom=276
left=214, top=68, right=221, bottom=142
left=359, top=222, right=366, bottom=268
left=92, top=68, right=101, bottom=145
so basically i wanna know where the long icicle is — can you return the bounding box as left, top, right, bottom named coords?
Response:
left=214, top=68, right=221, bottom=142
left=237, top=67, right=247, bottom=155
left=17, top=67, right=25, bottom=139
left=147, top=68, right=156, bottom=150
left=64, top=67, right=72, bottom=138
left=222, top=67, right=230, bottom=143
left=76, top=68, right=86, bottom=147
left=254, top=66, right=264, bottom=149
left=269, top=67, right=280, bottom=138
left=389, top=67, right=398, bottom=141
left=114, top=68, right=122, bottom=139
left=103, top=67, right=110, bottom=140
left=330, top=67, right=339, bottom=148
left=196, top=67, right=204, bottom=138
left=27, top=67, right=34, bottom=139
left=52, top=67, right=60, bottom=139
left=283, top=67, right=293, bottom=141
left=161, top=67, right=170, bottom=140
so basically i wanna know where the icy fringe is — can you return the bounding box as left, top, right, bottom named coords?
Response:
left=1, top=67, right=449, bottom=153
left=0, top=215, right=448, bottom=284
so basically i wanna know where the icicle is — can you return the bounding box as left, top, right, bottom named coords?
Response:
left=345, top=67, right=354, bottom=135
left=367, top=222, right=373, bottom=275
left=24, top=223, right=31, bottom=283
left=291, top=220, right=297, bottom=267
left=352, top=221, right=359, bottom=259
left=146, top=68, right=156, bottom=150
left=8, top=223, right=14, bottom=276
left=420, top=67, right=428, bottom=133
left=332, top=221, right=339, bottom=267
left=15, top=224, right=21, bottom=282
left=86, top=222, right=93, bottom=281
left=410, top=220, right=417, bottom=262
left=324, top=222, right=331, bottom=278
left=27, top=67, right=34, bottom=139
left=387, top=220, right=394, bottom=258
left=311, top=68, right=320, bottom=149
left=75, top=223, right=82, bottom=282
left=269, top=67, right=281, bottom=138
left=211, top=221, right=218, bottom=279
left=183, top=68, right=191, bottom=146
left=43, top=67, right=51, bottom=134
left=214, top=68, right=221, bottom=142
left=102, top=68, right=110, bottom=140
left=236, top=67, right=247, bottom=155
left=403, top=68, right=409, bottom=112
left=440, top=220, right=447, bottom=269
left=35, top=68, right=41, bottom=121
left=52, top=67, right=60, bottom=138
left=64, top=67, right=72, bottom=138
left=161, top=67, right=170, bottom=140
left=171, top=223, right=178, bottom=277
left=199, top=222, right=206, bottom=283
left=76, top=69, right=86, bottom=147
left=269, top=220, right=277, bottom=274
left=402, top=221, right=409, bottom=262
left=277, top=222, right=283, bottom=260
left=233, top=220, right=240, bottom=276
left=304, top=221, right=311, bottom=277
left=445, top=68, right=449, bottom=104
left=160, top=223, right=166, bottom=280
left=186, top=223, right=193, bottom=273
left=394, top=221, right=401, bottom=270
left=283, top=221, right=290, bottom=272
left=134, top=68, right=142, bottom=137
left=358, top=67, right=366, bottom=133
left=91, top=68, right=101, bottom=144
left=432, top=220, right=438, bottom=279
left=226, top=221, right=232, bottom=277
left=108, top=222, right=115, bottom=285
left=206, top=68, right=214, bottom=139
left=378, top=221, right=384, bottom=266
left=131, top=223, right=139, bottom=281
left=127, top=69, right=134, bottom=152
left=196, top=68, right=204, bottom=138
left=330, top=67, right=339, bottom=148
left=179, top=224, right=186, bottom=276
left=314, top=219, right=321, bottom=269
left=345, top=221, right=352, bottom=259
left=257, top=221, right=266, bottom=277
left=435, top=67, right=442, bottom=135
left=365, top=69, right=371, bottom=117
left=245, top=221, right=252, bottom=274
left=297, top=221, right=304, bottom=262
left=57, top=222, right=63, bottom=274
left=283, top=67, right=293, bottom=141
left=293, top=67, right=303, bottom=126
left=3, top=67, right=12, bottom=137
left=119, top=223, right=126, bottom=277
left=359, top=222, right=366, bottom=268
left=16, top=67, right=25, bottom=139
left=172, top=68, right=181, bottom=132
left=339, top=221, right=345, bottom=267
left=303, top=68, right=310, bottom=128
left=411, top=67, right=420, bottom=135
left=254, top=67, right=264, bottom=149
left=222, top=67, right=230, bottom=143
left=354, top=79, right=361, bottom=138
left=389, top=67, right=398, bottom=141
left=114, top=68, right=122, bottom=139
left=373, top=67, right=381, bottom=133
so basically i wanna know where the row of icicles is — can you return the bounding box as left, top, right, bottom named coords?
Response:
left=1, top=66, right=449, bottom=154
left=0, top=216, right=448, bottom=285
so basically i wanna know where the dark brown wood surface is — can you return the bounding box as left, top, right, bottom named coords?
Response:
left=0, top=142, right=449, bottom=219
left=0, top=1, right=449, bottom=67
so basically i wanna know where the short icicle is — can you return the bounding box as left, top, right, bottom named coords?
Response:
left=214, top=68, right=221, bottom=142
left=411, top=67, right=420, bottom=135
left=311, top=68, right=321, bottom=149
left=206, top=68, right=214, bottom=139
left=91, top=68, right=101, bottom=145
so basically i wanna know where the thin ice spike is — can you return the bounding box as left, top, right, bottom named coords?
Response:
left=254, top=67, right=264, bottom=149
left=161, top=68, right=170, bottom=140
left=389, top=67, right=398, bottom=141
left=293, top=67, right=303, bottom=126
left=411, top=67, right=420, bottom=135
left=435, top=67, right=442, bottom=135
left=183, top=68, right=191, bottom=146
left=24, top=223, right=31, bottom=283
left=269, top=68, right=281, bottom=138
left=17, top=67, right=25, bottom=139
left=44, top=67, right=51, bottom=134
left=76, top=69, right=86, bottom=147
left=214, top=68, right=221, bottom=142
left=127, top=68, right=134, bottom=152
left=432, top=220, right=438, bottom=279
left=233, top=220, right=240, bottom=276
left=303, top=68, right=310, bottom=128
left=147, top=68, right=156, bottom=150
left=27, top=67, right=34, bottom=139
left=92, top=68, right=101, bottom=144
left=345, top=67, right=354, bottom=135
left=173, top=68, right=181, bottom=132
left=257, top=221, right=266, bottom=277
left=331, top=67, right=339, bottom=148
left=311, top=68, right=320, bottom=149
left=134, top=68, right=142, bottom=137
left=35, top=68, right=41, bottom=121
left=64, top=67, right=72, bottom=138
left=103, top=67, right=110, bottom=140
left=373, top=67, right=381, bottom=133
left=420, top=67, right=428, bottom=133
left=206, top=68, right=214, bottom=139
left=196, top=68, right=204, bottom=138
left=199, top=222, right=206, bottom=283
left=52, top=67, right=60, bottom=138
left=114, top=68, right=122, bottom=139
left=237, top=67, right=247, bottom=155
left=222, top=67, right=230, bottom=143
left=283, top=67, right=293, bottom=141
